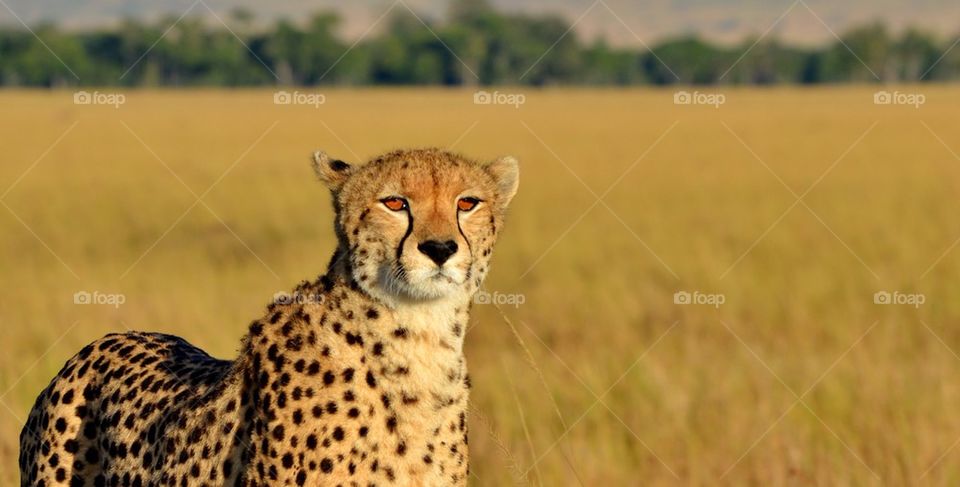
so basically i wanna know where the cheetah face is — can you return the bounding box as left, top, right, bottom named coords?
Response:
left=312, top=149, right=519, bottom=305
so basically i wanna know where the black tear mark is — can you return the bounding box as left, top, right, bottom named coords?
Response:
left=395, top=208, right=414, bottom=262
left=456, top=214, right=473, bottom=259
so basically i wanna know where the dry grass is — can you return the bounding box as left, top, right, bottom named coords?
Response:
left=2, top=87, right=960, bottom=485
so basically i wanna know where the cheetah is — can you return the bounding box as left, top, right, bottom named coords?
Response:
left=19, top=148, right=519, bottom=486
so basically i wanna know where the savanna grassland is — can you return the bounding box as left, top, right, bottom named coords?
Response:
left=2, top=87, right=960, bottom=485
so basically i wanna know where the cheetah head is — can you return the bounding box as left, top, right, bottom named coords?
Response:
left=312, top=148, right=519, bottom=306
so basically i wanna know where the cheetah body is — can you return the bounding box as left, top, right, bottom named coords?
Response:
left=19, top=148, right=519, bottom=486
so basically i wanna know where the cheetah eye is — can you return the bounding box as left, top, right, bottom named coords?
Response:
left=381, top=197, right=407, bottom=211
left=457, top=197, right=481, bottom=212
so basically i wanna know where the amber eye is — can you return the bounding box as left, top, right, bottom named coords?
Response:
left=381, top=197, right=407, bottom=211
left=457, top=197, right=480, bottom=212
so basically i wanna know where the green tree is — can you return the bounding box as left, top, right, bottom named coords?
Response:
left=893, top=29, right=940, bottom=81
left=817, top=23, right=890, bottom=82
left=646, top=37, right=728, bottom=84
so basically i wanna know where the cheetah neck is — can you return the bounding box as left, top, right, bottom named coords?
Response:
left=318, top=264, right=471, bottom=406
left=275, top=264, right=474, bottom=396
left=231, top=266, right=472, bottom=484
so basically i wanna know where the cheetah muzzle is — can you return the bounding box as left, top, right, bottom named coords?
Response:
left=19, top=148, right=519, bottom=486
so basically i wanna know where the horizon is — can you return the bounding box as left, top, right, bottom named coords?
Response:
left=1, top=0, right=959, bottom=47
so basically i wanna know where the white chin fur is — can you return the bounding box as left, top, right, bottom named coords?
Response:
left=373, top=264, right=465, bottom=302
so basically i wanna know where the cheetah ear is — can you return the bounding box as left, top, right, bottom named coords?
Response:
left=311, top=151, right=354, bottom=190
left=486, top=155, right=519, bottom=208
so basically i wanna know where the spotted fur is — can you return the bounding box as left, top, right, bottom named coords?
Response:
left=19, top=148, right=519, bottom=486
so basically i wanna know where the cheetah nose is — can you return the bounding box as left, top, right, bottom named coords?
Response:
left=417, top=240, right=458, bottom=266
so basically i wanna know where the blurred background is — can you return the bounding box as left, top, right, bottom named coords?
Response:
left=3, top=0, right=960, bottom=86
left=2, top=0, right=960, bottom=485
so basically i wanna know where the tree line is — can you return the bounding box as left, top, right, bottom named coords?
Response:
left=1, top=0, right=958, bottom=87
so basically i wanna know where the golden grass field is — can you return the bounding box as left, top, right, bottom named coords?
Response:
left=2, top=87, right=960, bottom=485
